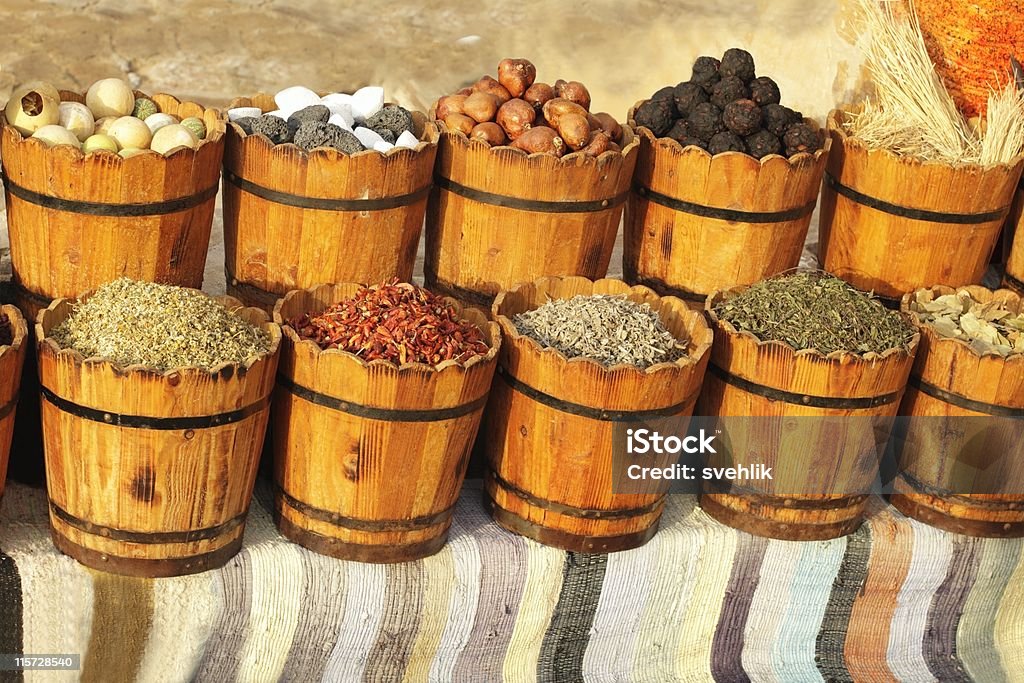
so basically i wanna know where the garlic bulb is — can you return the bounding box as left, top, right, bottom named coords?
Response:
left=144, top=113, right=178, bottom=134
left=4, top=81, right=60, bottom=136
left=31, top=124, right=82, bottom=149
left=83, top=134, right=119, bottom=154
left=58, top=102, right=95, bottom=141
left=108, top=116, right=152, bottom=150
left=150, top=124, right=198, bottom=155
left=86, top=78, right=135, bottom=118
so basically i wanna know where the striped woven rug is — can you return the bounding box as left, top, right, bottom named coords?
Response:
left=1, top=479, right=1022, bottom=683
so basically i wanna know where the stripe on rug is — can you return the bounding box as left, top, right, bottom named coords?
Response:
left=194, top=552, right=253, bottom=681
left=236, top=544, right=305, bottom=681
left=537, top=552, right=608, bottom=683
left=710, top=533, right=768, bottom=683
left=816, top=524, right=872, bottom=682
left=402, top=547, right=458, bottom=683
left=365, top=560, right=426, bottom=682
left=81, top=571, right=154, bottom=683
left=451, top=528, right=528, bottom=681
left=958, top=540, right=1022, bottom=683
left=0, top=551, right=23, bottom=683
left=501, top=543, right=565, bottom=683
left=321, top=562, right=387, bottom=681
left=993, top=543, right=1024, bottom=675
left=742, top=539, right=804, bottom=683
left=280, top=550, right=350, bottom=682
left=923, top=537, right=980, bottom=682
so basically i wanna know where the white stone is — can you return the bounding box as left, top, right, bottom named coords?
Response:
left=395, top=130, right=420, bottom=149
left=227, top=107, right=261, bottom=121
left=321, top=92, right=354, bottom=105
left=274, top=86, right=320, bottom=112
left=373, top=140, right=395, bottom=153
left=264, top=109, right=290, bottom=120
left=353, top=126, right=384, bottom=148
left=350, top=86, right=384, bottom=122
left=327, top=113, right=352, bottom=130
left=323, top=101, right=354, bottom=127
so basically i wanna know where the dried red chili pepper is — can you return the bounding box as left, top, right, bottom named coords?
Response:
left=290, top=281, right=489, bottom=365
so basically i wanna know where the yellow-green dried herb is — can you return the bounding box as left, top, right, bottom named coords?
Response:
left=910, top=289, right=1024, bottom=357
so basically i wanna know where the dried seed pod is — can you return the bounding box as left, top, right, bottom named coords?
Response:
left=556, top=113, right=591, bottom=150
left=496, top=98, right=536, bottom=140
left=497, top=58, right=537, bottom=98
left=435, top=95, right=468, bottom=120
left=470, top=121, right=507, bottom=146
left=463, top=92, right=500, bottom=123
left=444, top=113, right=475, bottom=136
left=541, top=98, right=588, bottom=130
left=473, top=76, right=512, bottom=104
left=511, top=126, right=565, bottom=156
left=553, top=80, right=592, bottom=111
left=523, top=82, right=555, bottom=113
left=592, top=112, right=622, bottom=142
left=581, top=130, right=612, bottom=156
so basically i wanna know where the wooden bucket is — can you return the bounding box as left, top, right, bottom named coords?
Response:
left=0, top=306, right=29, bottom=503
left=271, top=284, right=499, bottom=562
left=223, top=95, right=439, bottom=311
left=1004, top=188, right=1024, bottom=294
left=891, top=285, right=1024, bottom=537
left=624, top=104, right=829, bottom=307
left=698, top=289, right=919, bottom=540
left=818, top=108, right=1023, bottom=307
left=36, top=295, right=281, bottom=577
left=424, top=124, right=639, bottom=306
left=2, top=91, right=225, bottom=322
left=483, top=276, right=713, bottom=552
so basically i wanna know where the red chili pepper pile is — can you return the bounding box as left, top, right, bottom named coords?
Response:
left=290, top=282, right=490, bottom=365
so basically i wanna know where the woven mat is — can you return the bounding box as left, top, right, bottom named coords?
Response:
left=2, top=480, right=1023, bottom=683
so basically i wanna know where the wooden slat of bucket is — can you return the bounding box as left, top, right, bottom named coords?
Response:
left=892, top=285, right=1024, bottom=537
left=624, top=110, right=828, bottom=307
left=424, top=126, right=639, bottom=307
left=2, top=91, right=225, bottom=322
left=36, top=297, right=280, bottom=577
left=819, top=109, right=1023, bottom=306
left=271, top=284, right=500, bottom=562
left=222, top=95, right=439, bottom=312
left=1004, top=185, right=1024, bottom=294
left=483, top=276, right=713, bottom=552
left=697, top=291, right=919, bottom=540
left=0, top=306, right=29, bottom=503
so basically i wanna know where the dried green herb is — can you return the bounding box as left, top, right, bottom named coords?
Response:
left=910, top=289, right=1024, bottom=357
left=51, top=278, right=271, bottom=371
left=714, top=272, right=914, bottom=355
left=512, top=294, right=687, bottom=368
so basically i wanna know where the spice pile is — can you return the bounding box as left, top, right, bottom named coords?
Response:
left=633, top=49, right=824, bottom=159
left=0, top=311, right=12, bottom=347
left=50, top=279, right=271, bottom=371
left=512, top=295, right=686, bottom=368
left=4, top=77, right=209, bottom=157
left=909, top=289, right=1024, bottom=357
left=714, top=272, right=915, bottom=355
left=228, top=86, right=420, bottom=154
left=289, top=283, right=489, bottom=365
left=433, top=58, right=624, bottom=157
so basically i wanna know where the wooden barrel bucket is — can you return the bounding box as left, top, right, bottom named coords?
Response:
left=624, top=104, right=829, bottom=307
left=223, top=95, right=439, bottom=311
left=698, top=289, right=919, bottom=540
left=271, top=284, right=500, bottom=562
left=891, top=285, right=1024, bottom=537
left=36, top=296, right=281, bottom=577
left=0, top=306, right=29, bottom=503
left=818, top=108, right=1023, bottom=307
left=2, top=91, right=225, bottom=322
left=1004, top=187, right=1024, bottom=294
left=424, top=124, right=639, bottom=306
left=483, top=276, right=713, bottom=552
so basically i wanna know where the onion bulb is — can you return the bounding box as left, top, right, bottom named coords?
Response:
left=85, top=78, right=135, bottom=118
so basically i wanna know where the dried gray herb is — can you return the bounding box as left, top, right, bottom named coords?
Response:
left=51, top=278, right=271, bottom=371
left=714, top=272, right=914, bottom=355
left=512, top=294, right=687, bottom=368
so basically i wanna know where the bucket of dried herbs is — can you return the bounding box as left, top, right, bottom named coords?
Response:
left=0, top=305, right=29, bottom=505
left=482, top=276, right=713, bottom=553
left=223, top=88, right=439, bottom=311
left=36, top=278, right=281, bottom=578
left=698, top=271, right=919, bottom=541
left=624, top=49, right=830, bottom=307
left=271, top=281, right=499, bottom=563
left=892, top=285, right=1024, bottom=537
